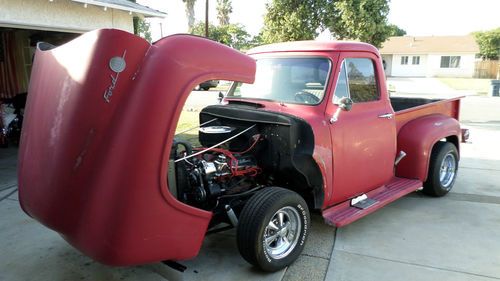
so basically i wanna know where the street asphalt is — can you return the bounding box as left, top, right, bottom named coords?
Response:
left=1, top=79, right=499, bottom=281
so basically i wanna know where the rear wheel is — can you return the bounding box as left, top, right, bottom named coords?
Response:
left=423, top=142, right=458, bottom=197
left=237, top=187, right=310, bottom=272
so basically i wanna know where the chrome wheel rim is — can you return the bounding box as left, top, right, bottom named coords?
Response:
left=263, top=206, right=301, bottom=260
left=439, top=153, right=456, bottom=189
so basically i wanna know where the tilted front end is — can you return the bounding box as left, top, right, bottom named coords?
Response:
left=18, top=29, right=256, bottom=265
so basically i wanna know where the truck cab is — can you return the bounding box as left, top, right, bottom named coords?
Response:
left=233, top=41, right=399, bottom=208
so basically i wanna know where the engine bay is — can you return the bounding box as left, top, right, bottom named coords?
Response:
left=168, top=104, right=323, bottom=229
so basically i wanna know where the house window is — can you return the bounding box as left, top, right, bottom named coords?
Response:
left=400, top=56, right=409, bottom=65
left=412, top=56, right=420, bottom=65
left=440, top=56, right=461, bottom=68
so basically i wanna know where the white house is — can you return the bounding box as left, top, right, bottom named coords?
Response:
left=0, top=0, right=166, bottom=99
left=379, top=36, right=479, bottom=78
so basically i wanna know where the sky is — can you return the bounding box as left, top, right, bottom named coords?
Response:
left=138, top=0, right=500, bottom=41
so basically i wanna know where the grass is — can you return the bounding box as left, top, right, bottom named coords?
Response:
left=438, top=78, right=492, bottom=95
left=175, top=110, right=200, bottom=146
left=177, top=82, right=231, bottom=145
left=212, top=84, right=231, bottom=92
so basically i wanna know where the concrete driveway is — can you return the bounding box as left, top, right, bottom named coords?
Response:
left=1, top=94, right=500, bottom=281
left=387, top=77, right=478, bottom=97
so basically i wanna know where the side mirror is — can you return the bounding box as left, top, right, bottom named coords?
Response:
left=331, top=97, right=353, bottom=124
left=218, top=91, right=224, bottom=104
left=337, top=97, right=353, bottom=111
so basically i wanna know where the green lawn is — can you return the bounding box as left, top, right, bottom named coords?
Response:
left=438, top=78, right=492, bottom=95
left=175, top=110, right=200, bottom=146
left=212, top=84, right=231, bottom=92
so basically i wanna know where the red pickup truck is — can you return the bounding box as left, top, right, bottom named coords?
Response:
left=18, top=29, right=467, bottom=272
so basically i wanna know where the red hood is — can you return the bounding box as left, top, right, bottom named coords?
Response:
left=18, top=29, right=255, bottom=265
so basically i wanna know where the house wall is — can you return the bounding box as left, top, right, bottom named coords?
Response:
left=385, top=52, right=476, bottom=78
left=390, top=54, right=427, bottom=77
left=0, top=0, right=134, bottom=33
left=426, top=53, right=476, bottom=78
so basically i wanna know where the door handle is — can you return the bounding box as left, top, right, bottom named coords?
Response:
left=378, top=113, right=394, bottom=119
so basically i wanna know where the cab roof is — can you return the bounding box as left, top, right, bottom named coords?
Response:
left=247, top=40, right=380, bottom=56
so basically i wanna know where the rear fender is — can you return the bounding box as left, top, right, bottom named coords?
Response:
left=396, top=114, right=460, bottom=181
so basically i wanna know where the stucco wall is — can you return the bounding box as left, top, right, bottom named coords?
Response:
left=0, top=0, right=134, bottom=33
left=426, top=53, right=476, bottom=78
left=387, top=53, right=476, bottom=78
left=390, top=54, right=428, bottom=77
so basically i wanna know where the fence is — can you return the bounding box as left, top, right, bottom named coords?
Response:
left=474, top=60, right=500, bottom=79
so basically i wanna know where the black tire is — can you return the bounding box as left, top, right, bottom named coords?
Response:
left=423, top=142, right=458, bottom=197
left=202, top=87, right=210, bottom=91
left=237, top=187, right=310, bottom=272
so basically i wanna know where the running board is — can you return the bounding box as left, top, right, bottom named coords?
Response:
left=323, top=178, right=422, bottom=227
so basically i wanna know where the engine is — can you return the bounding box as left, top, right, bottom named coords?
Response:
left=170, top=133, right=262, bottom=210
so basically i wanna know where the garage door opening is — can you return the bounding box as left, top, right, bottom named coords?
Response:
left=0, top=27, right=78, bottom=147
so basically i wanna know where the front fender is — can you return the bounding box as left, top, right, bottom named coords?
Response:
left=396, top=114, right=460, bottom=181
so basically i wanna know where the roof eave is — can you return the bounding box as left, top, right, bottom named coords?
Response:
left=71, top=0, right=167, bottom=18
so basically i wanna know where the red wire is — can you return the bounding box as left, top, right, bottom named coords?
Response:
left=232, top=134, right=261, bottom=155
left=191, top=134, right=262, bottom=177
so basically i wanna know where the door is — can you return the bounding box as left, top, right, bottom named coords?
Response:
left=328, top=53, right=397, bottom=204
left=382, top=55, right=392, bottom=76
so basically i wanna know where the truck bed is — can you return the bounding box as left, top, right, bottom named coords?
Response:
left=391, top=96, right=462, bottom=132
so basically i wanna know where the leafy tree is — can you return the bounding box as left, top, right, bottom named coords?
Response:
left=247, top=32, right=265, bottom=49
left=182, top=0, right=196, bottom=32
left=191, top=22, right=252, bottom=50
left=129, top=0, right=152, bottom=42
left=216, top=0, right=233, bottom=26
left=386, top=24, right=406, bottom=36
left=133, top=17, right=152, bottom=42
left=327, top=0, right=390, bottom=47
left=261, top=0, right=327, bottom=43
left=473, top=28, right=500, bottom=60
left=260, top=0, right=392, bottom=47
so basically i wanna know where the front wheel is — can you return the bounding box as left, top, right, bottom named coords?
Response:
left=237, top=187, right=310, bottom=272
left=423, top=142, right=458, bottom=197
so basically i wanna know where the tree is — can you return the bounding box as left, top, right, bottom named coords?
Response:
left=133, top=17, right=152, bottom=42
left=191, top=22, right=252, bottom=50
left=182, top=0, right=196, bottom=32
left=138, top=19, right=152, bottom=42
left=129, top=0, right=152, bottom=42
left=473, top=28, right=500, bottom=60
left=260, top=0, right=392, bottom=47
left=386, top=24, right=406, bottom=37
left=261, top=0, right=327, bottom=43
left=216, top=0, right=232, bottom=26
left=247, top=32, right=265, bottom=49
left=327, top=0, right=391, bottom=47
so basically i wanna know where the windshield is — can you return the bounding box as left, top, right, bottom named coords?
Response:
left=227, top=57, right=331, bottom=105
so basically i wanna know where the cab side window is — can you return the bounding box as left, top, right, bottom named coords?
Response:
left=333, top=58, right=379, bottom=103
left=345, top=58, right=379, bottom=102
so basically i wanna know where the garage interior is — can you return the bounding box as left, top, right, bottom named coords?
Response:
left=0, top=27, right=78, bottom=146
left=0, top=27, right=78, bottom=100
